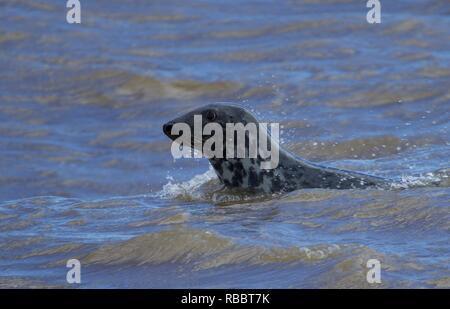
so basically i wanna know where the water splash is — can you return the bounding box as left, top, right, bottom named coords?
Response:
left=391, top=169, right=450, bottom=189
left=153, top=166, right=273, bottom=205
left=154, top=166, right=218, bottom=200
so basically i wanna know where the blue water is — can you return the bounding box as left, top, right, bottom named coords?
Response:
left=0, top=0, right=449, bottom=288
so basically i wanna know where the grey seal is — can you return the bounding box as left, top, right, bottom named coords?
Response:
left=163, top=104, right=390, bottom=193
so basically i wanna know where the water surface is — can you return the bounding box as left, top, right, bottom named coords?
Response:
left=0, top=0, right=449, bottom=288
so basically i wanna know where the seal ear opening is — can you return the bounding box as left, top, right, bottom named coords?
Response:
left=163, top=123, right=173, bottom=137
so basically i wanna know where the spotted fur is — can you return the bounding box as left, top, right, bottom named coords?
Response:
left=163, top=104, right=390, bottom=193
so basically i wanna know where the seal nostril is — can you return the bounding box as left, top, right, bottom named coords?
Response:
left=163, top=123, right=173, bottom=135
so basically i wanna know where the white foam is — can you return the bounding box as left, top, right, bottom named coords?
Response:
left=390, top=172, right=443, bottom=189
left=154, top=166, right=218, bottom=199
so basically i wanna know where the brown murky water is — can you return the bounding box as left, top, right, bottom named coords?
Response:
left=0, top=0, right=449, bottom=288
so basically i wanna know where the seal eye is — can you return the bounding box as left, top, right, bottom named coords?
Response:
left=205, top=110, right=216, bottom=122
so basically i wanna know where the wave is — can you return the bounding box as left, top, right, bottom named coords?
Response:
left=83, top=228, right=345, bottom=269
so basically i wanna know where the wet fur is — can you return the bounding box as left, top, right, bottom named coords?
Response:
left=163, top=104, right=390, bottom=193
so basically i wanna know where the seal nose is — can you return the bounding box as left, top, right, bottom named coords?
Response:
left=163, top=123, right=173, bottom=136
